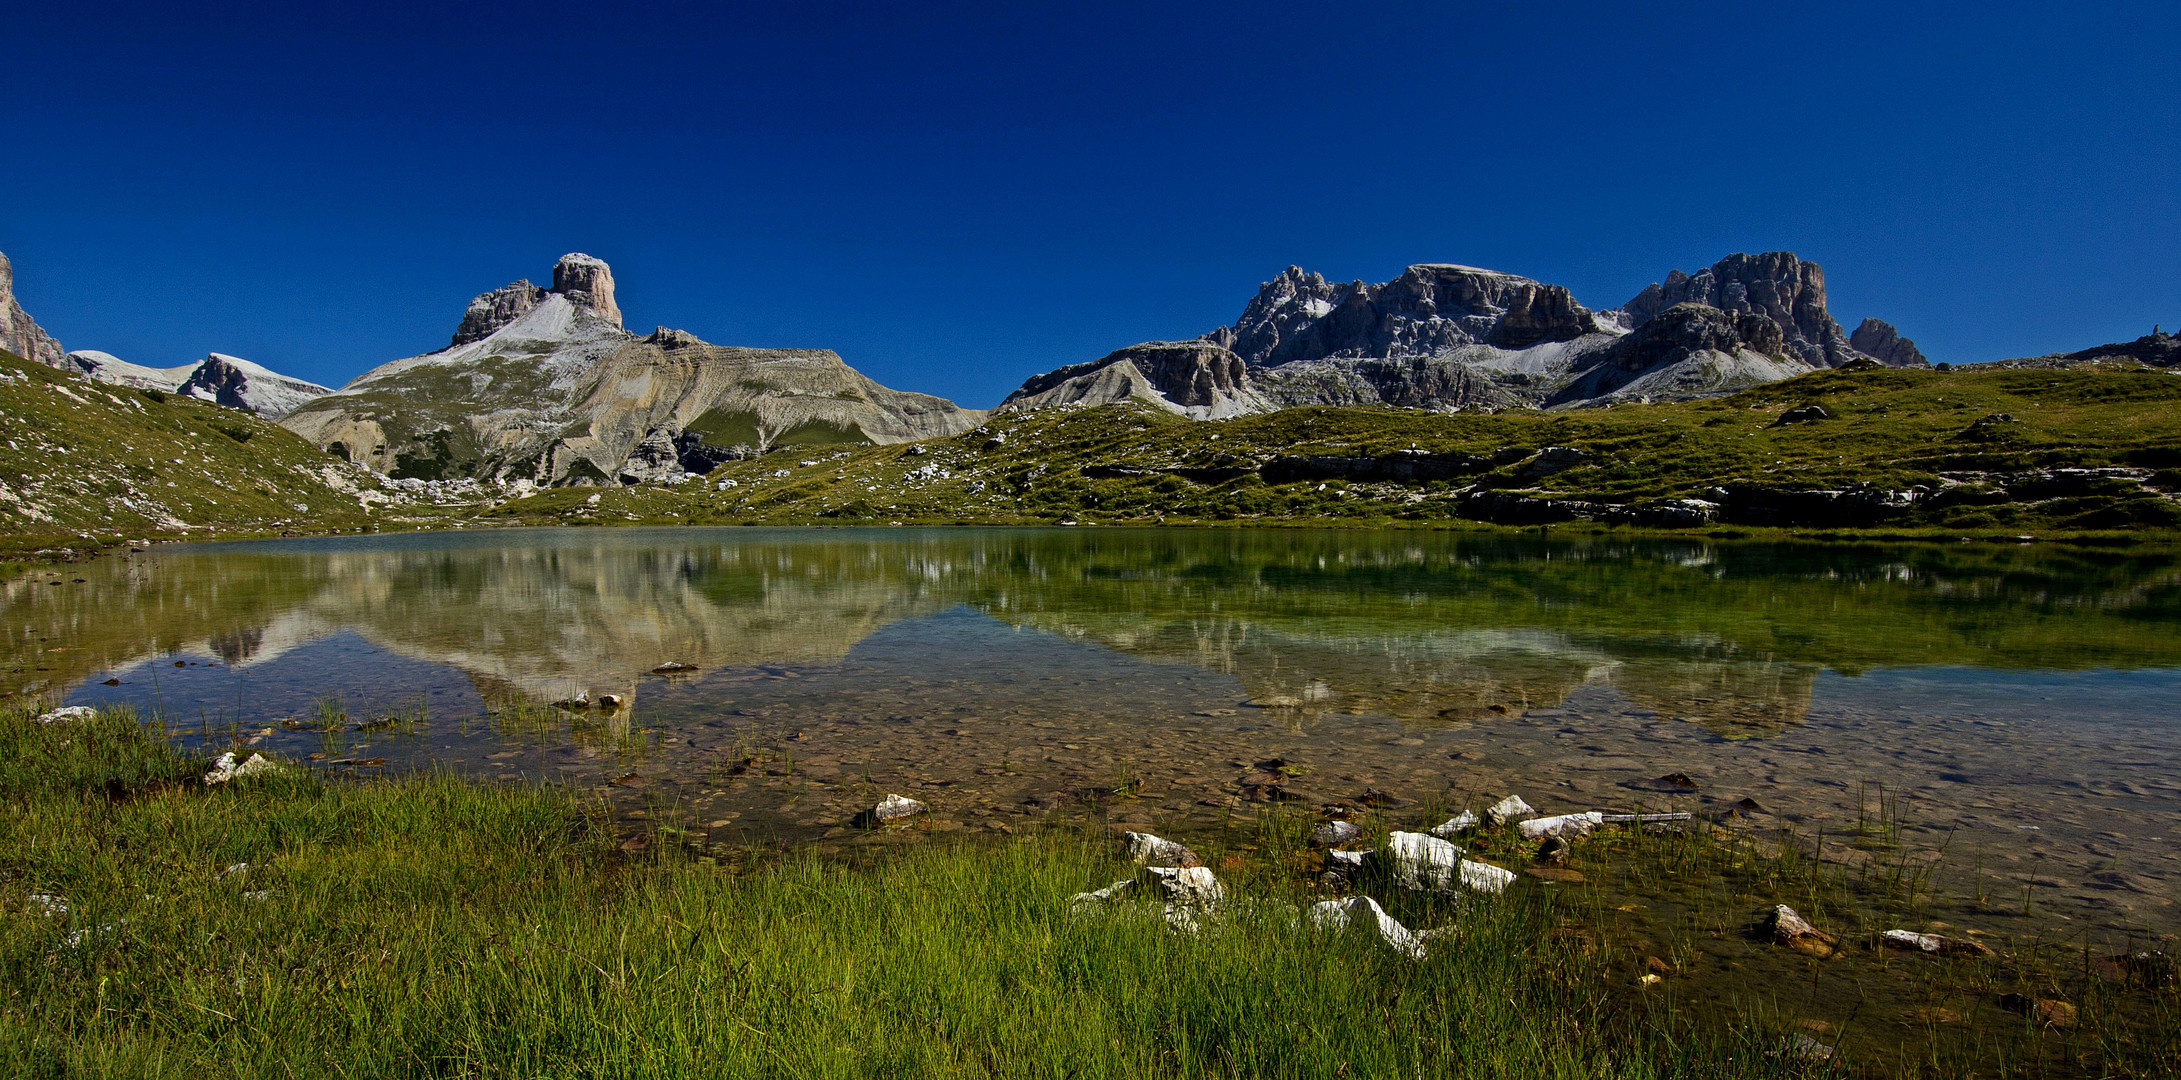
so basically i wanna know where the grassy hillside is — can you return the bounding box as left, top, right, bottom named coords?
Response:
left=0, top=350, right=376, bottom=554
left=490, top=364, right=2181, bottom=538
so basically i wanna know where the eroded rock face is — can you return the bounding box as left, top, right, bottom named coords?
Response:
left=999, top=341, right=1266, bottom=418
left=452, top=282, right=549, bottom=346
left=0, top=251, right=66, bottom=368
left=552, top=253, right=621, bottom=328
left=1548, top=303, right=1812, bottom=405
left=175, top=354, right=334, bottom=418
left=1226, top=263, right=1601, bottom=367
left=1850, top=318, right=1928, bottom=367
left=1615, top=252, right=1864, bottom=368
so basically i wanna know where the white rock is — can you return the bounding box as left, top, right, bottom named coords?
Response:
left=871, top=794, right=927, bottom=824
left=1383, top=831, right=1465, bottom=891
left=1483, top=795, right=1536, bottom=825
left=32, top=706, right=97, bottom=724
left=1883, top=929, right=1941, bottom=952
left=1427, top=810, right=1479, bottom=837
left=1121, top=831, right=1200, bottom=867
left=1308, top=896, right=1428, bottom=960
left=1457, top=859, right=1516, bottom=895
left=1145, top=865, right=1224, bottom=905
left=203, top=752, right=280, bottom=785
left=1518, top=812, right=1605, bottom=839
left=1068, top=879, right=1135, bottom=908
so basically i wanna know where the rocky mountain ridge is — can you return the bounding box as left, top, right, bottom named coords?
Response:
left=1, top=250, right=330, bottom=417
left=280, top=254, right=984, bottom=485
left=1001, top=252, right=1923, bottom=418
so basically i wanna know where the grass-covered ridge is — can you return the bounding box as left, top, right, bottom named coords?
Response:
left=0, top=350, right=374, bottom=549
left=496, top=365, right=2181, bottom=537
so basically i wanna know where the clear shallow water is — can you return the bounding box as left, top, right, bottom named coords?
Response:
left=8, top=527, right=2180, bottom=941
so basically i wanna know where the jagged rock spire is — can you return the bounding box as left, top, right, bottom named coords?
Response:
left=0, top=250, right=65, bottom=367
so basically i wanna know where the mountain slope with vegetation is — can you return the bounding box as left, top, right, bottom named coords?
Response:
left=0, top=349, right=376, bottom=549
left=492, top=364, right=2181, bottom=537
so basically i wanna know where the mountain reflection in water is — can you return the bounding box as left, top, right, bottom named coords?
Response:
left=10, top=528, right=2179, bottom=735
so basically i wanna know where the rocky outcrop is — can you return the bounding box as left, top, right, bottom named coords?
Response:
left=551, top=253, right=621, bottom=327
left=998, top=341, right=1267, bottom=418
left=1850, top=318, right=1928, bottom=367
left=1221, top=264, right=1601, bottom=368
left=282, top=254, right=983, bottom=484
left=60, top=349, right=329, bottom=418
left=450, top=254, right=622, bottom=347
left=2059, top=326, right=2181, bottom=367
left=1005, top=250, right=1902, bottom=419
left=1549, top=303, right=1810, bottom=405
left=1614, top=252, right=1866, bottom=368
left=174, top=354, right=334, bottom=418
left=0, top=251, right=65, bottom=368
left=451, top=282, right=548, bottom=346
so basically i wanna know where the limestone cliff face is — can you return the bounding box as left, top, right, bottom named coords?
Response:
left=1223, top=263, right=1601, bottom=367
left=1003, top=250, right=1907, bottom=418
left=0, top=251, right=65, bottom=367
left=281, top=255, right=983, bottom=484
left=1613, top=252, right=1868, bottom=368
left=450, top=253, right=622, bottom=346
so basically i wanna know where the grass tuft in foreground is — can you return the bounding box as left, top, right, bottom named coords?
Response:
left=0, top=705, right=1822, bottom=1079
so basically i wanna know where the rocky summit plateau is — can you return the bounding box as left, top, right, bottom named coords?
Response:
left=1000, top=251, right=1926, bottom=418
left=279, top=254, right=986, bottom=485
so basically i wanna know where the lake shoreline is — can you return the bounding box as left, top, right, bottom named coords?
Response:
left=7, top=705, right=2175, bottom=1078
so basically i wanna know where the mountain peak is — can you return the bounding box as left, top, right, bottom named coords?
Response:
left=449, top=254, right=624, bottom=347
left=0, top=250, right=65, bottom=367
left=552, top=253, right=621, bottom=329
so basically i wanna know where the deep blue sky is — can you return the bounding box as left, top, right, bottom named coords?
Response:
left=3, top=1, right=2175, bottom=407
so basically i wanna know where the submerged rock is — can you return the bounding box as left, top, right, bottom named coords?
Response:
left=1768, top=904, right=1840, bottom=958
left=1882, top=929, right=1995, bottom=958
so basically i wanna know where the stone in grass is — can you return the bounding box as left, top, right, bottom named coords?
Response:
left=1774, top=1033, right=1834, bottom=1061
left=1121, top=830, right=1203, bottom=868
left=1882, top=929, right=1996, bottom=958
left=1518, top=812, right=1605, bottom=840
left=1144, top=865, right=1224, bottom=906
left=1426, top=810, right=1478, bottom=838
left=1310, top=820, right=1362, bottom=848
left=1308, top=895, right=1428, bottom=960
left=1768, top=905, right=1841, bottom=959
left=203, top=752, right=280, bottom=786
left=2000, top=994, right=2078, bottom=1029
left=1482, top=795, right=1536, bottom=827
left=33, top=706, right=97, bottom=724
left=858, top=794, right=928, bottom=827
left=1380, top=832, right=1515, bottom=896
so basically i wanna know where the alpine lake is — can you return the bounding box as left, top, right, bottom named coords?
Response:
left=9, top=526, right=2181, bottom=1064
